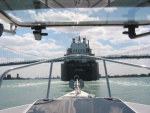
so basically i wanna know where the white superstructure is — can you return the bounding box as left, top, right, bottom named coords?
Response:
left=65, top=37, right=94, bottom=56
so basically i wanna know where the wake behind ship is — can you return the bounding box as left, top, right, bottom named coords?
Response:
left=61, top=37, right=100, bottom=81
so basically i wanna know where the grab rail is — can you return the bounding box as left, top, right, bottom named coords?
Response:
left=0, top=54, right=150, bottom=98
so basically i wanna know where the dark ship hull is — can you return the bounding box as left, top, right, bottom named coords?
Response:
left=61, top=60, right=99, bottom=81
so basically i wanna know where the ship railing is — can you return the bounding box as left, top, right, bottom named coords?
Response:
left=0, top=54, right=150, bottom=98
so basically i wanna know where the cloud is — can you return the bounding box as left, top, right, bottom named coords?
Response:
left=80, top=27, right=106, bottom=39
left=0, top=57, right=7, bottom=62
left=119, top=45, right=150, bottom=55
left=47, top=26, right=150, bottom=57
left=49, top=26, right=94, bottom=34
left=50, top=26, right=128, bottom=42
left=8, top=13, right=22, bottom=22
left=0, top=19, right=10, bottom=29
left=28, top=9, right=99, bottom=23
left=0, top=33, right=64, bottom=59
left=76, top=8, right=100, bottom=14
left=0, top=20, right=150, bottom=77
left=87, top=38, right=113, bottom=56
left=133, top=27, right=150, bottom=44
left=147, top=15, right=150, bottom=20
left=104, top=7, right=117, bottom=12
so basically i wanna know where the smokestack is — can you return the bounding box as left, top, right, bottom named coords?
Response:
left=88, top=40, right=89, bottom=47
left=72, top=38, right=75, bottom=43
left=83, top=38, right=86, bottom=43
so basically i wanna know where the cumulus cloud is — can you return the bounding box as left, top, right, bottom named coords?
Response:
left=0, top=33, right=65, bottom=61
left=0, top=19, right=150, bottom=76
left=47, top=26, right=150, bottom=56
left=8, top=13, right=22, bottom=22
left=0, top=19, right=10, bottom=30
left=147, top=15, right=150, bottom=20
left=28, top=9, right=99, bottom=23
left=48, top=26, right=93, bottom=34
left=50, top=26, right=128, bottom=42
left=110, top=44, right=150, bottom=56
left=104, top=7, right=117, bottom=12
left=0, top=57, right=7, bottom=62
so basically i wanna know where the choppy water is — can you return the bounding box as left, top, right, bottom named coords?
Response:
left=0, top=77, right=150, bottom=110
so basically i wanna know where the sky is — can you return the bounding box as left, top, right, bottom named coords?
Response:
left=0, top=7, right=150, bottom=78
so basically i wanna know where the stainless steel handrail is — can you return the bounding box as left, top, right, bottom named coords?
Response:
left=0, top=56, right=65, bottom=86
left=0, top=54, right=150, bottom=98
left=46, top=61, right=53, bottom=98
left=103, top=60, right=111, bottom=97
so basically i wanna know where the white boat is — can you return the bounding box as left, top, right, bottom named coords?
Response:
left=0, top=0, right=150, bottom=113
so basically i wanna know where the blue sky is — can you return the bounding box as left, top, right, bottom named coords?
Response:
left=0, top=7, right=150, bottom=78
left=0, top=22, right=149, bottom=78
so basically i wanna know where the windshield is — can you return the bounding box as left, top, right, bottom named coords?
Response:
left=0, top=0, right=150, bottom=26
left=0, top=0, right=150, bottom=110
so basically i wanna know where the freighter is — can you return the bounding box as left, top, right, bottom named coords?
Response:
left=61, top=37, right=100, bottom=81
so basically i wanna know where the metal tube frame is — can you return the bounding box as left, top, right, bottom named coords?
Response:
left=46, top=61, right=53, bottom=98
left=108, top=0, right=110, bottom=6
left=45, top=0, right=48, bottom=8
left=103, top=60, right=111, bottom=97
left=0, top=54, right=150, bottom=98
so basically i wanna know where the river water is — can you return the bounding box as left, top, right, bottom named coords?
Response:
left=0, top=77, right=150, bottom=110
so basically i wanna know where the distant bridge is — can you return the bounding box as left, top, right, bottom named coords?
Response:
left=102, top=55, right=150, bottom=59
left=0, top=59, right=62, bottom=66
left=0, top=44, right=150, bottom=66
left=0, top=54, right=150, bottom=66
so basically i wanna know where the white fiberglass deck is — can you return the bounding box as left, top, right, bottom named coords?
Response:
left=0, top=91, right=150, bottom=113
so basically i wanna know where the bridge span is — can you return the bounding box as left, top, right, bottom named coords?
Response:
left=0, top=55, right=150, bottom=66
left=0, top=43, right=150, bottom=66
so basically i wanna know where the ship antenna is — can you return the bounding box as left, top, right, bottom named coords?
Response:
left=78, top=36, right=81, bottom=43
